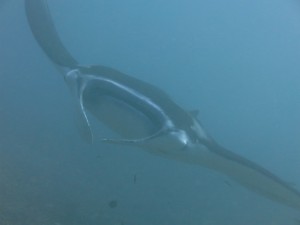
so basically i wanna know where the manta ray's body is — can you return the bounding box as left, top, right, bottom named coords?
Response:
left=25, top=0, right=300, bottom=210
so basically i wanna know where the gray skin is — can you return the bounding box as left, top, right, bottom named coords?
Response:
left=24, top=0, right=300, bottom=210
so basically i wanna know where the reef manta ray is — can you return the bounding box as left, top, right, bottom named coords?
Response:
left=24, top=0, right=300, bottom=210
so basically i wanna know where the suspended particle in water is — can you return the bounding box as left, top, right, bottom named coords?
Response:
left=108, top=200, right=118, bottom=209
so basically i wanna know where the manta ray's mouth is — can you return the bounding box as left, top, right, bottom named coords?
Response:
left=84, top=91, right=162, bottom=140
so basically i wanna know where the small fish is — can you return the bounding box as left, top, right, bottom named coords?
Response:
left=108, top=200, right=118, bottom=209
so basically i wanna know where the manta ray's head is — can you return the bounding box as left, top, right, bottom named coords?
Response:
left=63, top=66, right=211, bottom=152
left=142, top=115, right=211, bottom=154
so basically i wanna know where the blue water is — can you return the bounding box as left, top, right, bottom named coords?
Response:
left=1, top=1, right=300, bottom=224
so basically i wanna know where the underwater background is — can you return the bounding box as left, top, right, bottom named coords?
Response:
left=0, top=0, right=300, bottom=224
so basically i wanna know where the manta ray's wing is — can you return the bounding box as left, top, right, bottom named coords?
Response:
left=25, top=0, right=78, bottom=68
left=25, top=0, right=93, bottom=141
left=197, top=141, right=300, bottom=210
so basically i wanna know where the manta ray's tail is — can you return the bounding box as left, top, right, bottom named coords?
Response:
left=24, top=0, right=78, bottom=68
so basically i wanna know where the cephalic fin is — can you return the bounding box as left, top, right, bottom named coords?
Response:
left=65, top=69, right=93, bottom=143
left=74, top=88, right=93, bottom=143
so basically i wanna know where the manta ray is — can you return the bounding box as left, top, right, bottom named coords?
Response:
left=25, top=0, right=300, bottom=210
